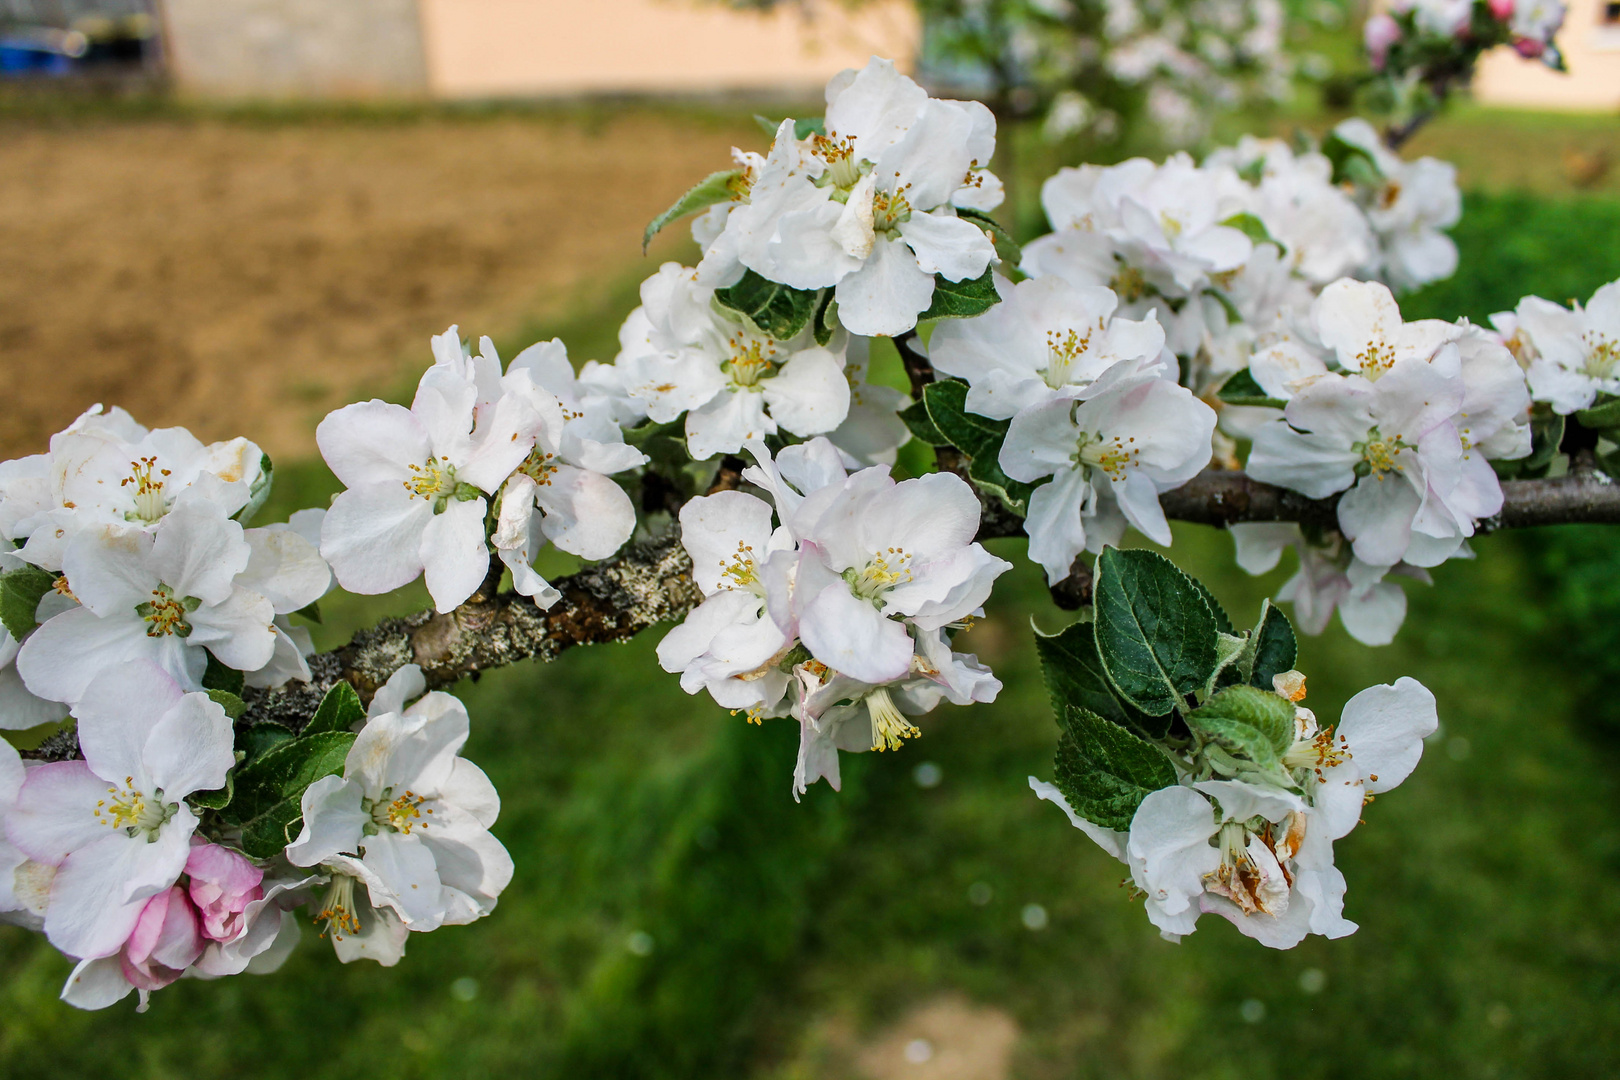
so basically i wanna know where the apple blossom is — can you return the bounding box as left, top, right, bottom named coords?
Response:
left=1503, top=280, right=1620, bottom=414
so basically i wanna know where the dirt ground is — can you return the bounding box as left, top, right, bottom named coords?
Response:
left=0, top=110, right=757, bottom=461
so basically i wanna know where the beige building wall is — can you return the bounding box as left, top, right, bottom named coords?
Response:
left=417, top=0, right=919, bottom=98
left=1474, top=0, right=1620, bottom=110
left=160, top=0, right=430, bottom=98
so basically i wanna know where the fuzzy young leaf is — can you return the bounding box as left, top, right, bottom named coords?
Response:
left=1093, top=547, right=1220, bottom=716
left=1035, top=620, right=1167, bottom=739
left=232, top=454, right=274, bottom=527
left=1220, top=212, right=1285, bottom=254
left=643, top=169, right=744, bottom=252
left=304, top=680, right=366, bottom=737
left=812, top=291, right=838, bottom=347
left=1053, top=705, right=1179, bottom=832
left=219, top=730, right=356, bottom=859
left=201, top=651, right=245, bottom=696
left=1244, top=600, right=1298, bottom=690
left=919, top=266, right=1000, bottom=321
left=1187, top=685, right=1296, bottom=767
left=922, top=379, right=1035, bottom=510
left=714, top=270, right=822, bottom=341
left=0, top=564, right=56, bottom=641
left=206, top=689, right=247, bottom=720
left=1216, top=368, right=1285, bottom=409
left=188, top=770, right=235, bottom=811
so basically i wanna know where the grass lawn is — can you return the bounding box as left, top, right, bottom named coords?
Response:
left=3, top=122, right=1620, bottom=1078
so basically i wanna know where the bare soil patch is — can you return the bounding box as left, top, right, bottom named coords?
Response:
left=0, top=110, right=754, bottom=460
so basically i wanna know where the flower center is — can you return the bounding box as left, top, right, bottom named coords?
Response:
left=1283, top=726, right=1351, bottom=783
left=725, top=336, right=779, bottom=389
left=1075, top=430, right=1140, bottom=482
left=363, top=786, right=434, bottom=836
left=120, top=456, right=172, bottom=523
left=136, top=584, right=198, bottom=638
left=1355, top=338, right=1399, bottom=379
left=1159, top=211, right=1185, bottom=239
left=403, top=457, right=457, bottom=505
left=866, top=687, right=919, bottom=752
left=871, top=185, right=913, bottom=235
left=718, top=540, right=761, bottom=591
left=1109, top=265, right=1148, bottom=303
left=844, top=548, right=914, bottom=604
left=1203, top=819, right=1294, bottom=917
left=1044, top=325, right=1104, bottom=389
left=519, top=447, right=559, bottom=487
left=811, top=132, right=865, bottom=191
left=1581, top=331, right=1620, bottom=381
left=315, top=874, right=361, bottom=940
left=1352, top=426, right=1413, bottom=478
left=94, top=778, right=174, bottom=839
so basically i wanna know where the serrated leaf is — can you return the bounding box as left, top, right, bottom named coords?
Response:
left=304, top=680, right=365, bottom=737
left=1244, top=599, right=1297, bottom=690
left=1189, top=579, right=1233, bottom=634
left=899, top=399, right=947, bottom=446
left=956, top=207, right=1021, bottom=262
left=1220, top=212, right=1284, bottom=254
left=237, top=723, right=295, bottom=764
left=643, top=169, right=744, bottom=252
left=922, top=379, right=1034, bottom=510
left=713, top=270, right=821, bottom=340
left=1187, top=685, right=1296, bottom=767
left=919, top=266, right=1000, bottom=321
left=219, top=730, right=356, bottom=857
left=1052, top=705, right=1179, bottom=831
left=1216, top=368, right=1285, bottom=409
left=206, top=689, right=247, bottom=720
left=1093, top=547, right=1219, bottom=717
left=0, top=564, right=56, bottom=641
left=1577, top=396, right=1620, bottom=431
left=232, top=454, right=274, bottom=527
left=1035, top=620, right=1167, bottom=739
left=201, top=651, right=245, bottom=696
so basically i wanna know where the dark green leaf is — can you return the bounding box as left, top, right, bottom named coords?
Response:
left=1216, top=368, right=1285, bottom=409
left=206, top=689, right=247, bottom=720
left=304, top=680, right=366, bottom=737
left=236, top=723, right=295, bottom=763
left=956, top=207, right=1021, bottom=262
left=812, top=290, right=838, bottom=347
left=1322, top=131, right=1384, bottom=188
left=1035, top=620, right=1167, bottom=739
left=220, top=730, right=356, bottom=858
left=1188, top=579, right=1233, bottom=635
left=232, top=454, right=274, bottom=527
left=921, top=379, right=1034, bottom=510
left=1186, top=685, right=1296, bottom=767
left=1245, top=600, right=1297, bottom=690
left=201, top=651, right=245, bottom=696
left=0, top=564, right=56, bottom=641
left=919, top=266, right=1000, bottom=321
left=714, top=270, right=822, bottom=340
left=752, top=115, right=823, bottom=140
left=643, top=169, right=744, bottom=252
left=1093, top=547, right=1220, bottom=716
left=1577, top=396, right=1620, bottom=431
left=293, top=600, right=322, bottom=625
left=1220, top=212, right=1284, bottom=254
left=1052, top=705, right=1179, bottom=831
left=899, top=399, right=947, bottom=446
left=188, top=770, right=234, bottom=811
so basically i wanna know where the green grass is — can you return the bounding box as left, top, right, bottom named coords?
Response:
left=5, top=146, right=1620, bottom=1079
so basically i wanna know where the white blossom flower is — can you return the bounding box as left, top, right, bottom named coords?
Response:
left=5, top=661, right=233, bottom=961
left=286, top=664, right=513, bottom=935
left=614, top=263, right=850, bottom=461
left=826, top=337, right=912, bottom=467
left=1509, top=280, right=1620, bottom=414
left=1001, top=359, right=1216, bottom=583
left=0, top=737, right=45, bottom=930
left=929, top=275, right=1167, bottom=420
left=1333, top=119, right=1461, bottom=292
left=318, top=338, right=541, bottom=613
left=720, top=57, right=1001, bottom=336
left=305, top=855, right=412, bottom=966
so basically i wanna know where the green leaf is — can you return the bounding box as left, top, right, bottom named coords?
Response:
left=0, top=564, right=56, bottom=641
left=752, top=115, right=823, bottom=140
left=1189, top=579, right=1233, bottom=634
left=1186, top=685, right=1296, bottom=767
left=956, top=207, right=1021, bottom=262
left=921, top=379, right=1035, bottom=510
left=1093, top=547, right=1220, bottom=717
left=899, top=399, right=947, bottom=447
left=812, top=290, right=838, bottom=347
left=206, top=689, right=247, bottom=720
left=919, top=266, right=1000, bottom=321
left=643, top=169, right=744, bottom=252
left=1216, top=368, right=1285, bottom=409
left=236, top=723, right=294, bottom=763
left=292, top=600, right=322, bottom=625
left=1207, top=288, right=1244, bottom=326
left=232, top=454, right=274, bottom=527
left=1035, top=620, right=1166, bottom=739
left=188, top=770, right=235, bottom=811
left=1220, top=212, right=1284, bottom=254
left=1244, top=600, right=1297, bottom=690
left=1321, top=131, right=1384, bottom=188
left=304, top=680, right=366, bottom=737
left=1577, top=396, right=1620, bottom=432
left=201, top=651, right=245, bottom=696
left=1052, top=705, right=1179, bottom=831
left=713, top=270, right=822, bottom=340
left=219, top=730, right=356, bottom=859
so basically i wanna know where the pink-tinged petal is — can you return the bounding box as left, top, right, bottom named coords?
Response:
left=62, top=525, right=155, bottom=617
left=46, top=819, right=192, bottom=959
left=857, top=470, right=981, bottom=564
left=144, top=691, right=234, bottom=799
left=321, top=484, right=432, bottom=596
left=534, top=465, right=637, bottom=561
left=60, top=956, right=135, bottom=1011
left=420, top=498, right=490, bottom=614
left=1229, top=522, right=1298, bottom=576
left=150, top=498, right=250, bottom=606
left=316, top=400, right=428, bottom=489
left=834, top=236, right=936, bottom=338
left=8, top=760, right=110, bottom=864
left=74, top=661, right=184, bottom=785
left=1336, top=677, right=1438, bottom=794
left=1337, top=476, right=1421, bottom=568
left=185, top=842, right=264, bottom=942
left=122, top=886, right=203, bottom=989
left=762, top=349, right=851, bottom=437
left=360, top=831, right=444, bottom=928
left=1246, top=422, right=1361, bottom=500
left=883, top=544, right=1010, bottom=629
left=186, top=586, right=278, bottom=674
left=799, top=583, right=913, bottom=685
left=286, top=775, right=367, bottom=867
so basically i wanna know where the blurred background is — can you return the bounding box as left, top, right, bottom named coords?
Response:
left=2, top=2, right=1619, bottom=1077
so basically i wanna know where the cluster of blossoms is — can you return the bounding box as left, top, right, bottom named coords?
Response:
left=1365, top=0, right=1567, bottom=80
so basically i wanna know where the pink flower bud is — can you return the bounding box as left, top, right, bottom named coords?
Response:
left=1364, top=13, right=1401, bottom=69
left=1515, top=36, right=1546, bottom=58
left=120, top=887, right=204, bottom=992
left=186, top=840, right=266, bottom=943
left=1489, top=0, right=1515, bottom=19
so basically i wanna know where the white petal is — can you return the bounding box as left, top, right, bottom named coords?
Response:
left=420, top=499, right=490, bottom=613
left=285, top=776, right=367, bottom=867
left=321, top=485, right=432, bottom=596
left=798, top=583, right=914, bottom=685
left=73, top=660, right=184, bottom=786
left=762, top=349, right=851, bottom=437
left=143, top=691, right=235, bottom=799
left=316, top=400, right=427, bottom=489
left=833, top=236, right=936, bottom=338
left=1336, top=677, right=1438, bottom=793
